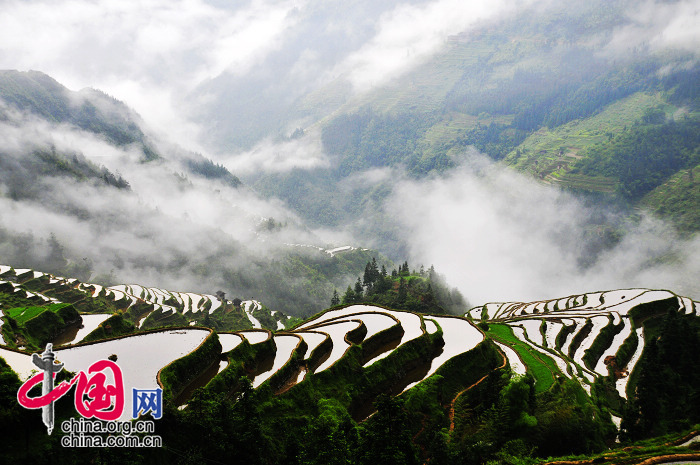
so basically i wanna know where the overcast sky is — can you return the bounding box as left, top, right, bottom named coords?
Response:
left=0, top=0, right=697, bottom=152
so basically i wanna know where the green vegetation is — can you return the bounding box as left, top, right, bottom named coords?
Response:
left=2, top=303, right=80, bottom=350
left=449, top=371, right=614, bottom=463
left=582, top=315, right=624, bottom=370
left=337, top=260, right=466, bottom=315
left=81, top=313, right=135, bottom=342
left=487, top=323, right=558, bottom=393
left=621, top=310, right=700, bottom=441
left=572, top=119, right=700, bottom=199
left=532, top=426, right=700, bottom=465
left=0, top=70, right=158, bottom=160
left=159, top=331, right=222, bottom=402
left=185, top=156, right=242, bottom=188
left=1, top=275, right=698, bottom=465
left=643, top=163, right=700, bottom=234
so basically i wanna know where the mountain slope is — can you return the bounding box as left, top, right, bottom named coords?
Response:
left=0, top=70, right=159, bottom=160
left=245, top=1, right=700, bottom=242
left=0, top=71, right=387, bottom=317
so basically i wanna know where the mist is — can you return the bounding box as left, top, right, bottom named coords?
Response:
left=0, top=0, right=698, bottom=312
left=0, top=103, right=339, bottom=303
left=385, top=154, right=700, bottom=305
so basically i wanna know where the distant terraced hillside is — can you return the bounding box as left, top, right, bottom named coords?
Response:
left=0, top=264, right=293, bottom=351
left=469, top=289, right=698, bottom=400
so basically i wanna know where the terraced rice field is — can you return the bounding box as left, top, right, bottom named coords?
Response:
left=53, top=314, right=112, bottom=346
left=239, top=330, right=271, bottom=345
left=219, top=333, right=244, bottom=353
left=471, top=289, right=698, bottom=397
left=252, top=335, right=301, bottom=387
left=1, top=329, right=211, bottom=421
left=0, top=265, right=290, bottom=331
left=403, top=316, right=483, bottom=391
left=2, top=266, right=699, bottom=425
left=312, top=320, right=363, bottom=373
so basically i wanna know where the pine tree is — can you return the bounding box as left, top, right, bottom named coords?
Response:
left=397, top=278, right=407, bottom=303
left=342, top=286, right=356, bottom=304
left=331, top=289, right=340, bottom=307
left=354, top=277, right=364, bottom=301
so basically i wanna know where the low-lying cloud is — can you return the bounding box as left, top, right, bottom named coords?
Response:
left=604, top=0, right=700, bottom=57
left=0, top=0, right=303, bottom=150
left=223, top=129, right=331, bottom=176
left=0, top=107, right=327, bottom=297
left=386, top=154, right=700, bottom=305
left=335, top=0, right=529, bottom=91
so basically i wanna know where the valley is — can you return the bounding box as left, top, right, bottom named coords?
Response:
left=0, top=1, right=698, bottom=463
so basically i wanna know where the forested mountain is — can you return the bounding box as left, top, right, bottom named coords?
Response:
left=244, top=0, right=700, bottom=244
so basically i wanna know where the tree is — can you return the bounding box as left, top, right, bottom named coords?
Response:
left=331, top=290, right=340, bottom=307
left=299, top=399, right=357, bottom=465
left=364, top=258, right=381, bottom=290
left=342, top=286, right=356, bottom=305
left=354, top=278, right=364, bottom=301
left=396, top=278, right=407, bottom=304
left=357, top=395, right=418, bottom=465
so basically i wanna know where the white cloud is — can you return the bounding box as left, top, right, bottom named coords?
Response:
left=0, top=109, right=325, bottom=292
left=604, top=0, right=700, bottom=57
left=0, top=0, right=302, bottom=150
left=222, top=129, right=331, bottom=176
left=387, top=154, right=700, bottom=305
left=334, top=0, right=527, bottom=91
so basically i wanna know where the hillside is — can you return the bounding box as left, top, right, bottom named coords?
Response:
left=248, top=1, right=700, bottom=241
left=0, top=70, right=159, bottom=160
left=1, top=264, right=699, bottom=464
left=0, top=71, right=386, bottom=318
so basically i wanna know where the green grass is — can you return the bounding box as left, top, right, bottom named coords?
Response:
left=533, top=424, right=700, bottom=465
left=6, top=306, right=45, bottom=324
left=487, top=323, right=559, bottom=393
